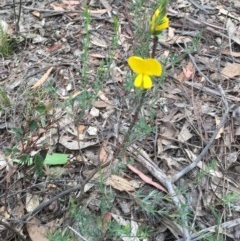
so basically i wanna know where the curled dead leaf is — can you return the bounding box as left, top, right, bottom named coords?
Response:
left=105, top=175, right=140, bottom=192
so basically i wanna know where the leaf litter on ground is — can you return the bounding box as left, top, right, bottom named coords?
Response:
left=1, top=0, right=240, bottom=240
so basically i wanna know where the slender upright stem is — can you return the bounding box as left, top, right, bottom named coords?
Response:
left=113, top=91, right=146, bottom=160
left=113, top=32, right=158, bottom=160
left=151, top=36, right=158, bottom=58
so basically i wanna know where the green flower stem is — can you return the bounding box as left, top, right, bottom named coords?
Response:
left=113, top=33, right=158, bottom=160
left=113, top=91, right=146, bottom=159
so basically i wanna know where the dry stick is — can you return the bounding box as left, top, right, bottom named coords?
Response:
left=164, top=180, right=190, bottom=241
left=169, top=11, right=228, bottom=38
left=151, top=35, right=191, bottom=240
left=188, top=53, right=216, bottom=86
left=183, top=14, right=226, bottom=32
left=154, top=35, right=191, bottom=240
left=179, top=218, right=240, bottom=241
left=22, top=6, right=80, bottom=13
left=0, top=219, right=27, bottom=241
left=183, top=40, right=215, bottom=86
left=183, top=81, right=240, bottom=102
left=135, top=88, right=228, bottom=239
left=172, top=85, right=229, bottom=183
left=19, top=161, right=110, bottom=223
left=112, top=91, right=146, bottom=160
left=128, top=144, right=191, bottom=240
left=16, top=0, right=22, bottom=32
left=68, top=226, right=88, bottom=241
left=128, top=80, right=228, bottom=240
left=186, top=0, right=214, bottom=13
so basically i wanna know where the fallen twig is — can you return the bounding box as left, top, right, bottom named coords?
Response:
left=186, top=0, right=216, bottom=13
left=19, top=161, right=110, bottom=223
left=0, top=218, right=27, bottom=241
left=128, top=144, right=191, bottom=240
left=168, top=10, right=228, bottom=38
left=127, top=85, right=229, bottom=241
left=22, top=6, right=80, bottom=13
left=188, top=53, right=215, bottom=86
left=179, top=218, right=240, bottom=241
left=170, top=75, right=240, bottom=102
left=172, top=85, right=229, bottom=182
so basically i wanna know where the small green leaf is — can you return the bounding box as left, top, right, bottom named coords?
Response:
left=44, top=153, right=69, bottom=165
left=0, top=88, right=11, bottom=110
left=13, top=153, right=69, bottom=166
left=33, top=152, right=45, bottom=177
left=29, top=120, right=39, bottom=132
left=35, top=103, right=46, bottom=114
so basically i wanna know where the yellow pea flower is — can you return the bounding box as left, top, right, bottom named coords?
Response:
left=128, top=56, right=162, bottom=89
left=151, top=9, right=169, bottom=34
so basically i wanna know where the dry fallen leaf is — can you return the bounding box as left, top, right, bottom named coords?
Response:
left=176, top=61, right=195, bottom=82
left=178, top=121, right=193, bottom=142
left=105, top=175, right=140, bottom=192
left=90, top=106, right=100, bottom=117
left=97, top=90, right=110, bottom=101
left=99, top=0, right=112, bottom=11
left=87, top=126, right=98, bottom=136
left=99, top=141, right=108, bottom=163
left=51, top=4, right=63, bottom=11
left=226, top=18, right=236, bottom=39
left=26, top=217, right=49, bottom=241
left=101, top=212, right=112, bottom=235
left=26, top=194, right=40, bottom=212
left=89, top=9, right=108, bottom=16
left=47, top=43, right=63, bottom=52
left=182, top=67, right=194, bottom=79
left=32, top=11, right=40, bottom=18
left=221, top=63, right=240, bottom=79
left=59, top=90, right=81, bottom=99
left=62, top=0, right=80, bottom=5
left=167, top=35, right=192, bottom=45
left=13, top=200, right=25, bottom=219
left=218, top=7, right=240, bottom=22
left=31, top=67, right=53, bottom=89
left=92, top=100, right=112, bottom=108
left=59, top=136, right=98, bottom=150
left=157, top=138, right=164, bottom=155
left=91, top=38, right=108, bottom=48
left=222, top=50, right=240, bottom=57
left=236, top=126, right=240, bottom=136
left=90, top=53, right=106, bottom=59
left=167, top=27, right=175, bottom=40
left=78, top=124, right=86, bottom=134
left=127, top=165, right=167, bottom=193
left=215, top=116, right=224, bottom=139
left=111, top=214, right=140, bottom=241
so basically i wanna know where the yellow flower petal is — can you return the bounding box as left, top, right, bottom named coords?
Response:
left=128, top=56, right=162, bottom=76
left=144, top=59, right=162, bottom=76
left=134, top=74, right=144, bottom=88
left=128, top=56, right=145, bottom=75
left=134, top=74, right=152, bottom=89
left=142, top=75, right=152, bottom=89
left=151, top=9, right=169, bottom=33
left=155, top=15, right=169, bottom=31
left=151, top=9, right=160, bottom=33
